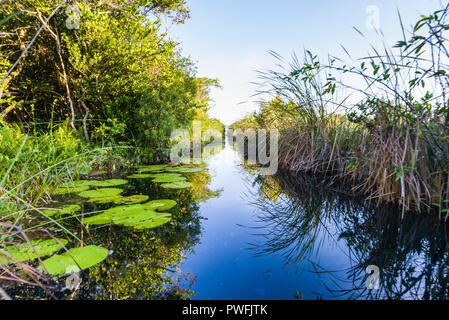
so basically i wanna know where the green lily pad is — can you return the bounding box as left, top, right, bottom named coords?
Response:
left=137, top=165, right=168, bottom=173
left=78, top=188, right=123, bottom=198
left=89, top=179, right=128, bottom=187
left=165, top=167, right=206, bottom=173
left=42, top=204, right=81, bottom=217
left=127, top=173, right=156, bottom=179
left=119, top=211, right=172, bottom=230
left=38, top=245, right=109, bottom=276
left=0, top=238, right=68, bottom=265
left=152, top=175, right=187, bottom=183
left=87, top=195, right=123, bottom=204
left=71, top=180, right=95, bottom=188
left=161, top=181, right=193, bottom=189
left=82, top=203, right=172, bottom=229
left=142, top=199, right=177, bottom=211
left=114, top=195, right=149, bottom=205
left=83, top=204, right=145, bottom=225
left=54, top=185, right=90, bottom=195
left=137, top=164, right=168, bottom=170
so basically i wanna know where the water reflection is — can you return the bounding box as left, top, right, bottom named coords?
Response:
left=245, top=168, right=449, bottom=300
left=4, top=168, right=222, bottom=300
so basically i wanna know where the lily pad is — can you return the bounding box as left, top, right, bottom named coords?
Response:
left=0, top=238, right=68, bottom=265
left=142, top=199, right=177, bottom=211
left=89, top=179, right=128, bottom=187
left=78, top=188, right=123, bottom=198
left=161, top=181, right=193, bottom=189
left=54, top=185, right=90, bottom=195
left=82, top=203, right=172, bottom=229
left=38, top=245, right=109, bottom=276
left=137, top=164, right=168, bottom=170
left=87, top=195, right=123, bottom=204
left=71, top=180, right=95, bottom=188
left=127, top=173, right=156, bottom=179
left=152, top=175, right=187, bottom=183
left=114, top=195, right=149, bottom=205
left=119, top=211, right=172, bottom=230
left=165, top=167, right=206, bottom=173
left=42, top=204, right=81, bottom=217
left=83, top=204, right=145, bottom=225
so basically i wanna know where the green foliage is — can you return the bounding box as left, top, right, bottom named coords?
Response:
left=38, top=245, right=109, bottom=276
left=0, top=0, right=219, bottom=163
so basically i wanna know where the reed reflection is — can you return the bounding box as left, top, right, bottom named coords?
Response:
left=244, top=168, right=449, bottom=300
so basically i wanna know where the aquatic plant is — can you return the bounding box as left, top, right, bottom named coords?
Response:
left=161, top=181, right=193, bottom=189
left=0, top=238, right=68, bottom=265
left=38, top=245, right=109, bottom=276
left=78, top=188, right=124, bottom=199
left=41, top=205, right=81, bottom=217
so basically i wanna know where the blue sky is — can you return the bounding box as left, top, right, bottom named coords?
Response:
left=169, top=0, right=444, bottom=125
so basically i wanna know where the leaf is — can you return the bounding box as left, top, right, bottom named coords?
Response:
left=165, top=167, right=206, bottom=173
left=42, top=204, right=81, bottom=217
left=161, top=181, right=193, bottom=189
left=78, top=188, right=123, bottom=198
left=38, top=245, right=109, bottom=276
left=87, top=195, right=124, bottom=204
left=0, top=239, right=68, bottom=265
left=113, top=195, right=149, bottom=205
left=136, top=165, right=168, bottom=172
left=152, top=174, right=187, bottom=183
left=82, top=203, right=172, bottom=229
left=127, top=173, right=156, bottom=179
left=142, top=199, right=177, bottom=211
left=54, top=185, right=90, bottom=195
left=89, top=179, right=128, bottom=187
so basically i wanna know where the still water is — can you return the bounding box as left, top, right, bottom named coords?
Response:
left=7, top=141, right=449, bottom=300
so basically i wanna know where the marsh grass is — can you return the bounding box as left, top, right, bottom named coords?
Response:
left=248, top=5, right=449, bottom=216
left=0, top=120, right=136, bottom=298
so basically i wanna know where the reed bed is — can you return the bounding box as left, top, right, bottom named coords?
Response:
left=245, top=5, right=449, bottom=216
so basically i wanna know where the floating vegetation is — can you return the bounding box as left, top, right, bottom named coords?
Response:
left=82, top=203, right=172, bottom=230
left=41, top=204, right=81, bottom=217
left=88, top=195, right=150, bottom=205
left=161, top=181, right=193, bottom=189
left=142, top=199, right=177, bottom=211
left=151, top=173, right=187, bottom=183
left=89, top=179, right=129, bottom=187
left=137, top=164, right=168, bottom=169
left=0, top=239, right=68, bottom=264
left=78, top=188, right=123, bottom=198
left=137, top=169, right=163, bottom=173
left=38, top=245, right=109, bottom=276
left=117, top=211, right=172, bottom=230
left=113, top=195, right=149, bottom=205
left=54, top=185, right=90, bottom=195
left=165, top=167, right=206, bottom=173
left=87, top=195, right=123, bottom=204
left=127, top=173, right=156, bottom=179
left=71, top=180, right=95, bottom=188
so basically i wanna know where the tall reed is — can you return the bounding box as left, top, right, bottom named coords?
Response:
left=250, top=5, right=449, bottom=216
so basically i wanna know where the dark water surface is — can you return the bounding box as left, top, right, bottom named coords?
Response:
left=6, top=143, right=449, bottom=300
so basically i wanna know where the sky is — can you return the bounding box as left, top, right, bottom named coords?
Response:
left=168, top=0, right=444, bottom=125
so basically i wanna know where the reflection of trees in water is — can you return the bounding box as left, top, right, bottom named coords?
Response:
left=4, top=169, right=220, bottom=300
left=75, top=176, right=216, bottom=300
left=246, top=169, right=449, bottom=300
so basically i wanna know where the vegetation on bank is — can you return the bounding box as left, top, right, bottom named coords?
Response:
left=231, top=5, right=449, bottom=216
left=0, top=1, right=223, bottom=296
left=0, top=1, right=223, bottom=208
